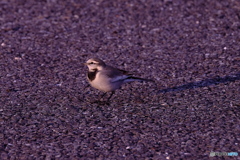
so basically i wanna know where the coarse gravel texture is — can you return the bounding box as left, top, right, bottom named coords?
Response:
left=1, top=0, right=240, bottom=160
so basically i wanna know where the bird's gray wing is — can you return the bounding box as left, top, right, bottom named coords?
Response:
left=104, top=66, right=130, bottom=82
left=117, top=69, right=132, bottom=75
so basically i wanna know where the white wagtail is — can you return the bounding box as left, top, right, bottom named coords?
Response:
left=84, top=58, right=154, bottom=102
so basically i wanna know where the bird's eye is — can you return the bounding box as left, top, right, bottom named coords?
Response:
left=90, top=62, right=95, bottom=64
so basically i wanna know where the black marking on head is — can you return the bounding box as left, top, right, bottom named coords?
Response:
left=87, top=69, right=98, bottom=81
left=88, top=61, right=98, bottom=65
left=87, top=58, right=106, bottom=67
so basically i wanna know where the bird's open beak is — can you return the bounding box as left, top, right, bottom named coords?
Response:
left=83, top=63, right=87, bottom=65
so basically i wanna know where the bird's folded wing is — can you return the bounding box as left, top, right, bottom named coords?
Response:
left=104, top=66, right=131, bottom=82
left=110, top=74, right=130, bottom=82
left=117, top=69, right=132, bottom=75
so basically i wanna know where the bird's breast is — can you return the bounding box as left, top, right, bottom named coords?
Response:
left=89, top=72, right=123, bottom=92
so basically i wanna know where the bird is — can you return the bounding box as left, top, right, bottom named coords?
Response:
left=84, top=58, right=154, bottom=102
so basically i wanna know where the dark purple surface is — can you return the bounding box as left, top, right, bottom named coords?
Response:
left=1, top=0, right=240, bottom=159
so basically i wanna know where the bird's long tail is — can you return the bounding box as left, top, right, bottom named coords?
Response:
left=124, top=76, right=154, bottom=83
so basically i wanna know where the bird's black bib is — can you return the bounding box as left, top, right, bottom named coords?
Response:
left=87, top=69, right=98, bottom=81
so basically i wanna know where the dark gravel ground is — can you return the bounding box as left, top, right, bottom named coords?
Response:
left=1, top=0, right=240, bottom=159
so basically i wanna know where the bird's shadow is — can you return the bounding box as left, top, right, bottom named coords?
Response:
left=158, top=72, right=240, bottom=93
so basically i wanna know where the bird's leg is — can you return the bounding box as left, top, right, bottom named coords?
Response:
left=100, top=92, right=107, bottom=99
left=92, top=92, right=107, bottom=104
left=107, top=91, right=115, bottom=101
left=94, top=92, right=114, bottom=105
left=83, top=84, right=90, bottom=90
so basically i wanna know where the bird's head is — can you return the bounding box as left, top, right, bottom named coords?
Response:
left=84, top=58, right=106, bottom=71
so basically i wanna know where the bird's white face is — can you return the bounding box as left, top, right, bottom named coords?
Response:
left=85, top=58, right=105, bottom=71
